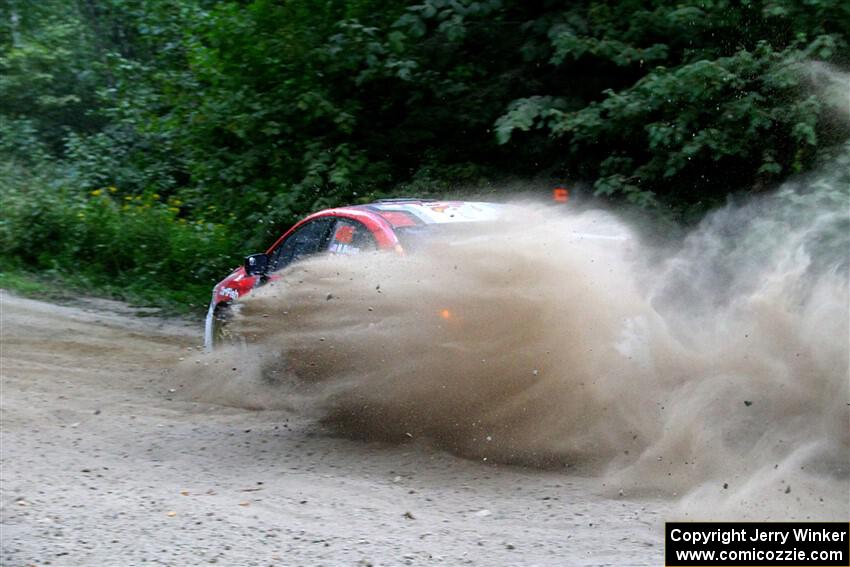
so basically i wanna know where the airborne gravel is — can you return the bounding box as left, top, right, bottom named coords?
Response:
left=1, top=291, right=667, bottom=566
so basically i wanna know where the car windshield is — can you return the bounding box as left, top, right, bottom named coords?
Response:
left=394, top=222, right=502, bottom=253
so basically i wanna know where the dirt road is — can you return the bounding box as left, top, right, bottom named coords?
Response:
left=0, top=291, right=667, bottom=566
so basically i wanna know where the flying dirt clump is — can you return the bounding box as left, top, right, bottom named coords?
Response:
left=201, top=185, right=848, bottom=521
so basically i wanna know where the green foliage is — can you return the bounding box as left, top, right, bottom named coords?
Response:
left=491, top=1, right=850, bottom=216
left=0, top=117, right=51, bottom=164
left=0, top=0, right=108, bottom=152
left=0, top=164, right=239, bottom=308
left=6, top=0, right=847, bottom=223
left=0, top=0, right=848, bottom=309
left=0, top=267, right=53, bottom=297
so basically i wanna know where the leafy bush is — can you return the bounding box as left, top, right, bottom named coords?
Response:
left=1, top=0, right=848, bottom=309
left=0, top=168, right=240, bottom=309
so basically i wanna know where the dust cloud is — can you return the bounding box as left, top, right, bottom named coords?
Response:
left=194, top=171, right=848, bottom=521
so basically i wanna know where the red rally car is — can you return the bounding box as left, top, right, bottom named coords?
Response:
left=204, top=199, right=505, bottom=349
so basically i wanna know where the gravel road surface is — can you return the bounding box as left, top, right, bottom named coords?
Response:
left=1, top=291, right=667, bottom=566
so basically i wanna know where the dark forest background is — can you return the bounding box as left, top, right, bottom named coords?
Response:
left=2, top=0, right=848, bottom=309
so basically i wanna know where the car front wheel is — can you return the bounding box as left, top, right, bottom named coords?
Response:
left=204, top=302, right=234, bottom=351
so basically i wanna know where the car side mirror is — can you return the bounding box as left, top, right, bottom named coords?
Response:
left=244, top=253, right=269, bottom=276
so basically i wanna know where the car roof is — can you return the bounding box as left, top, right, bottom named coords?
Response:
left=349, top=199, right=505, bottom=225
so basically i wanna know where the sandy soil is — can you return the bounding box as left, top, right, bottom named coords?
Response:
left=0, top=290, right=668, bottom=566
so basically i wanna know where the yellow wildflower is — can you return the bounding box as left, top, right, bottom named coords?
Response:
left=90, top=189, right=103, bottom=197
